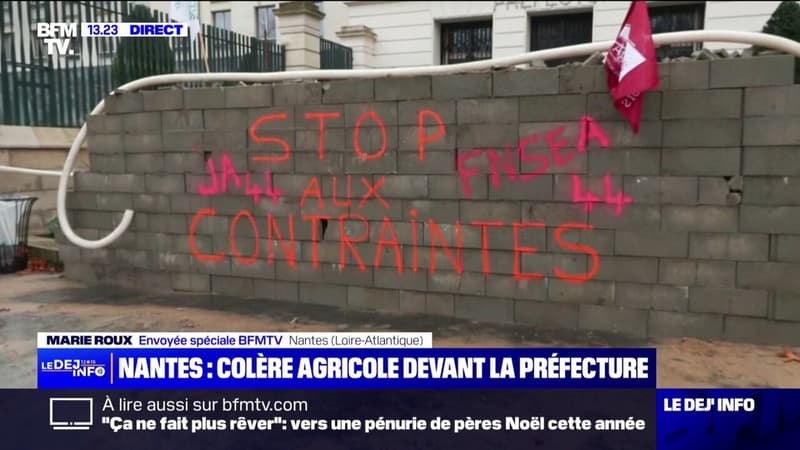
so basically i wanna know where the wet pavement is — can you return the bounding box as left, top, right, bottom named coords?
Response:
left=1, top=273, right=798, bottom=388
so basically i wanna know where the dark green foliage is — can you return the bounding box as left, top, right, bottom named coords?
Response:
left=111, top=5, right=175, bottom=85
left=761, top=1, right=800, bottom=82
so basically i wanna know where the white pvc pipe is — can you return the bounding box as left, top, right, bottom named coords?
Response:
left=2, top=30, right=799, bottom=249
left=0, top=166, right=75, bottom=177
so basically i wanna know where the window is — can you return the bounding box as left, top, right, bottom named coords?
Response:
left=530, top=12, right=593, bottom=67
left=649, top=2, right=705, bottom=59
left=440, top=20, right=492, bottom=65
left=213, top=10, right=231, bottom=31
left=256, top=6, right=276, bottom=40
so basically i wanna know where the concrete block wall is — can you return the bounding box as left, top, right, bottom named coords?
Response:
left=0, top=126, right=87, bottom=233
left=59, top=55, right=800, bottom=345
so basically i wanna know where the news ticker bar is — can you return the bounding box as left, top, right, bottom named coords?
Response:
left=37, top=332, right=432, bottom=348
left=37, top=22, right=189, bottom=38
left=38, top=347, right=655, bottom=389
left=3, top=389, right=800, bottom=450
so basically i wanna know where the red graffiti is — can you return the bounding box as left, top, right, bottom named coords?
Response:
left=305, top=111, right=341, bottom=160
left=189, top=208, right=224, bottom=263
left=571, top=175, right=632, bottom=215
left=267, top=213, right=296, bottom=268
left=299, top=176, right=389, bottom=211
left=554, top=223, right=600, bottom=284
left=250, top=113, right=291, bottom=163
left=186, top=111, right=634, bottom=286
left=198, top=153, right=282, bottom=205
left=375, top=216, right=403, bottom=273
left=247, top=109, right=443, bottom=164
left=429, top=219, right=463, bottom=275
left=354, top=111, right=387, bottom=161
left=418, top=109, right=445, bottom=161
left=457, top=116, right=610, bottom=197
left=189, top=210, right=600, bottom=282
left=513, top=222, right=546, bottom=280
left=230, top=210, right=260, bottom=265
left=340, top=214, right=370, bottom=271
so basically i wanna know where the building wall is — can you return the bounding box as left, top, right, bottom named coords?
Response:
left=345, top=1, right=791, bottom=68
left=0, top=126, right=87, bottom=234
left=142, top=1, right=349, bottom=44
left=59, top=55, right=800, bottom=345
left=593, top=1, right=782, bottom=44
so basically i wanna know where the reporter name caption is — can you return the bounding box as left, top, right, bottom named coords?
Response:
left=37, top=332, right=432, bottom=349
left=37, top=345, right=655, bottom=389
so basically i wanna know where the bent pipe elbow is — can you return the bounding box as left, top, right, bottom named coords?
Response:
left=58, top=30, right=800, bottom=249
left=57, top=101, right=137, bottom=250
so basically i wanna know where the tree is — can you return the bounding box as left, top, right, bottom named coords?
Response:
left=111, top=5, right=175, bottom=86
left=761, top=1, right=800, bottom=82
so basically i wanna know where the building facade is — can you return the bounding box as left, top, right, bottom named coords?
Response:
left=141, top=1, right=349, bottom=44
left=1, top=1, right=796, bottom=71
left=342, top=1, right=793, bottom=68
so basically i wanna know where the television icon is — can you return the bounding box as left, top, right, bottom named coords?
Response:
left=49, top=398, right=93, bottom=430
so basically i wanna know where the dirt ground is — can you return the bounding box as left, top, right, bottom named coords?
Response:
left=1, top=272, right=798, bottom=388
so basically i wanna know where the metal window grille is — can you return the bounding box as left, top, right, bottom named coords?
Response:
left=530, top=12, right=593, bottom=67
left=441, top=20, right=493, bottom=65
left=650, top=2, right=706, bottom=59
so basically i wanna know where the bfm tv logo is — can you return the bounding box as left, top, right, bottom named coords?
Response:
left=35, top=23, right=78, bottom=56
left=41, top=359, right=107, bottom=377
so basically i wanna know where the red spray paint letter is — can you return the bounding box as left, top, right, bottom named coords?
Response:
left=554, top=223, right=600, bottom=284
left=189, top=208, right=225, bottom=263
left=250, top=113, right=292, bottom=163
left=300, top=177, right=325, bottom=210
left=603, top=175, right=632, bottom=216
left=332, top=175, right=352, bottom=208
left=513, top=222, right=545, bottom=280
left=428, top=219, right=463, bottom=275
left=456, top=149, right=483, bottom=199
left=471, top=221, right=503, bottom=275
left=359, top=176, right=390, bottom=209
left=220, top=153, right=241, bottom=193
left=572, top=175, right=602, bottom=212
left=518, top=133, right=550, bottom=182
left=486, top=147, right=518, bottom=189
left=267, top=213, right=296, bottom=268
left=546, top=125, right=576, bottom=166
left=230, top=210, right=260, bottom=265
left=305, top=111, right=341, bottom=160
left=374, top=217, right=403, bottom=273
left=339, top=214, right=370, bottom=271
left=418, top=109, right=445, bottom=161
left=198, top=158, right=219, bottom=196
left=577, top=116, right=610, bottom=152
left=354, top=111, right=387, bottom=161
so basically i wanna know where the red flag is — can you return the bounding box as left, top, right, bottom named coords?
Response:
left=605, top=1, right=659, bottom=134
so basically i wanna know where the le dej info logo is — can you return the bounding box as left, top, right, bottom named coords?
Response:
left=40, top=358, right=107, bottom=378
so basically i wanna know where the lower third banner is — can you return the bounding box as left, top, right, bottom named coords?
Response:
left=1, top=389, right=655, bottom=450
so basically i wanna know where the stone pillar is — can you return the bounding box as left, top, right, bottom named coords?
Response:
left=336, top=25, right=377, bottom=69
left=275, top=1, right=325, bottom=71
